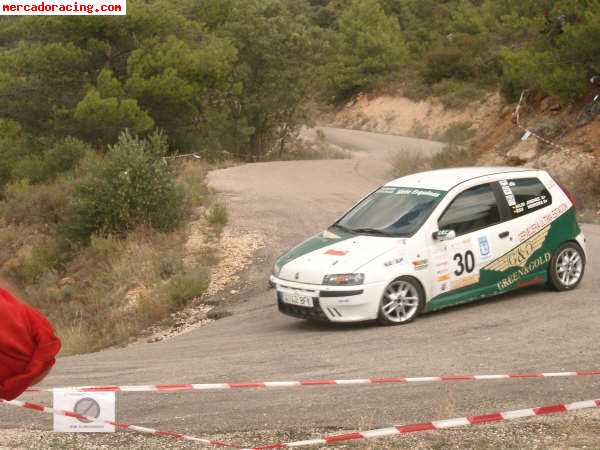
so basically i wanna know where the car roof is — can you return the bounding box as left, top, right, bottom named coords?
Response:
left=385, top=166, right=541, bottom=191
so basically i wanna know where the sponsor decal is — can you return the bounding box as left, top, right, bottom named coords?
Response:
left=440, top=282, right=448, bottom=292
left=377, top=186, right=398, bottom=194
left=377, top=187, right=444, bottom=198
left=478, top=236, right=490, bottom=257
left=518, top=203, right=568, bottom=242
left=436, top=273, right=450, bottom=282
left=451, top=274, right=480, bottom=290
left=325, top=249, right=347, bottom=256
left=383, top=257, right=404, bottom=268
left=512, top=195, right=549, bottom=215
left=499, top=180, right=516, bottom=206
left=412, top=259, right=428, bottom=270
left=496, top=253, right=551, bottom=290
left=485, top=226, right=550, bottom=272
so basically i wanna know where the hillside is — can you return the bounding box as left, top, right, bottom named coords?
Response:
left=326, top=91, right=600, bottom=222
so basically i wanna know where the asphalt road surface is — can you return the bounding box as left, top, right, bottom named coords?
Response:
left=2, top=127, right=599, bottom=445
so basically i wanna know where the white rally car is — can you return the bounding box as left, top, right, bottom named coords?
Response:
left=270, top=167, right=586, bottom=325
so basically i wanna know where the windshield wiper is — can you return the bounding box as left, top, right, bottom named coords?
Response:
left=351, top=227, right=393, bottom=236
left=330, top=224, right=353, bottom=233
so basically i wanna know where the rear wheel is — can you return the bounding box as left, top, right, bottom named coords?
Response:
left=377, top=277, right=425, bottom=326
left=548, top=242, right=586, bottom=291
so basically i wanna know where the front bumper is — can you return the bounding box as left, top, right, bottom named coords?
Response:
left=270, top=275, right=385, bottom=322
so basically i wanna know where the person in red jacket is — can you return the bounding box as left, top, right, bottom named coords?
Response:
left=0, top=285, right=61, bottom=400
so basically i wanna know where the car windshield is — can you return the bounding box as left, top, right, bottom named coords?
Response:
left=334, top=186, right=445, bottom=237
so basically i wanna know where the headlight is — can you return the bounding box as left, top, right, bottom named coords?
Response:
left=322, top=273, right=365, bottom=286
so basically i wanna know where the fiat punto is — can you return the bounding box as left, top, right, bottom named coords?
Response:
left=270, top=167, right=586, bottom=325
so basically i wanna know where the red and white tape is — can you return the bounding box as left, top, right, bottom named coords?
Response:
left=245, top=398, right=600, bottom=449
left=514, top=90, right=571, bottom=152
left=0, top=399, right=240, bottom=448
left=3, top=396, right=599, bottom=449
left=27, top=370, right=600, bottom=394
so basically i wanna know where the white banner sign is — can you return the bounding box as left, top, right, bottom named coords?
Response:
left=53, top=391, right=116, bottom=433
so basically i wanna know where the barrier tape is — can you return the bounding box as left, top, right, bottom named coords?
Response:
left=514, top=90, right=571, bottom=152
left=27, top=370, right=600, bottom=394
left=245, top=398, right=600, bottom=449
left=3, top=397, right=600, bottom=449
left=0, top=399, right=240, bottom=448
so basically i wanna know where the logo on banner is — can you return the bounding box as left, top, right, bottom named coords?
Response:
left=53, top=391, right=115, bottom=433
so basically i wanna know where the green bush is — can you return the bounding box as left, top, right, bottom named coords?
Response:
left=423, top=47, right=476, bottom=85
left=64, top=130, right=186, bottom=241
left=206, top=202, right=228, bottom=230
left=14, top=239, right=65, bottom=284
left=335, top=0, right=408, bottom=97
left=431, top=144, right=474, bottom=169
left=0, top=179, right=70, bottom=226
left=161, top=267, right=209, bottom=310
left=436, top=121, right=477, bottom=144
left=11, top=137, right=91, bottom=184
left=432, top=80, right=484, bottom=110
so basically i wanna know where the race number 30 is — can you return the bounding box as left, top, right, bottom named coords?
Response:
left=453, top=250, right=475, bottom=276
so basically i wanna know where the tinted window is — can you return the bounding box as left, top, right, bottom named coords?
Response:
left=438, top=183, right=501, bottom=236
left=336, top=186, right=445, bottom=237
left=499, top=178, right=552, bottom=217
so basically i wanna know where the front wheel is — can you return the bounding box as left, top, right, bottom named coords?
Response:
left=547, top=242, right=586, bottom=291
left=377, top=277, right=426, bottom=326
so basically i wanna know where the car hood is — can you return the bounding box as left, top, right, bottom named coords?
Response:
left=276, top=229, right=404, bottom=285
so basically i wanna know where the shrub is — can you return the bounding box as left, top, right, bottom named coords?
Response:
left=423, top=47, right=476, bottom=85
left=44, top=137, right=91, bottom=175
left=389, top=150, right=432, bottom=178
left=11, top=137, right=91, bottom=184
left=161, top=267, right=209, bottom=311
left=408, top=120, right=430, bottom=139
left=432, top=80, right=484, bottom=110
left=435, top=121, right=477, bottom=145
left=206, top=202, right=228, bottom=230
left=431, top=144, right=474, bottom=169
left=14, top=238, right=65, bottom=284
left=0, top=179, right=70, bottom=226
left=64, top=130, right=186, bottom=241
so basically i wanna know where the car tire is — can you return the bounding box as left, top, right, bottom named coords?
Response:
left=547, top=242, right=586, bottom=291
left=377, top=276, right=426, bottom=326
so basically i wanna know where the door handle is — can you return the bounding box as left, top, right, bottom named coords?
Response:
left=499, top=231, right=510, bottom=239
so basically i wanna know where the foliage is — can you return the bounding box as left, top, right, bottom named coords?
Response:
left=0, top=179, right=71, bottom=226
left=64, top=130, right=185, bottom=241
left=335, top=0, right=408, bottom=97
left=206, top=202, right=228, bottom=230
left=10, top=137, right=91, bottom=184
left=160, top=267, right=209, bottom=310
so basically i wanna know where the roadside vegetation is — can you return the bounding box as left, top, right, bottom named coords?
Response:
left=2, top=0, right=600, bottom=353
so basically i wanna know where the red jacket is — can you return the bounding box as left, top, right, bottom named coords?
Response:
left=0, top=287, right=61, bottom=400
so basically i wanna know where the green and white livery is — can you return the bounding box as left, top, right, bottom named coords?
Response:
left=270, top=167, right=586, bottom=325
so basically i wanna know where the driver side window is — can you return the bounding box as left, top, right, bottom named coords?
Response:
left=438, top=183, right=501, bottom=236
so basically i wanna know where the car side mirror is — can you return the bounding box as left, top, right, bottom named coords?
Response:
left=433, top=229, right=456, bottom=241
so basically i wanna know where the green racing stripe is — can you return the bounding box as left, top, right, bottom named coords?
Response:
left=426, top=207, right=580, bottom=312
left=275, top=227, right=355, bottom=269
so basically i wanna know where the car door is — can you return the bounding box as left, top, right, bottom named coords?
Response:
left=427, top=181, right=514, bottom=304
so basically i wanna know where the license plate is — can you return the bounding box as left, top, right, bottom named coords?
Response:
left=282, top=291, right=314, bottom=308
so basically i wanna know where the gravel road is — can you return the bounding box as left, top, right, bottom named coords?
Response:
left=1, top=127, right=599, bottom=448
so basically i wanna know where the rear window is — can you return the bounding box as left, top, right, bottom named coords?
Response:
left=499, top=178, right=552, bottom=217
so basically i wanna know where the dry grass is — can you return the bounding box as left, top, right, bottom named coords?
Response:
left=0, top=160, right=224, bottom=355
left=389, top=150, right=434, bottom=179
left=549, top=164, right=600, bottom=222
